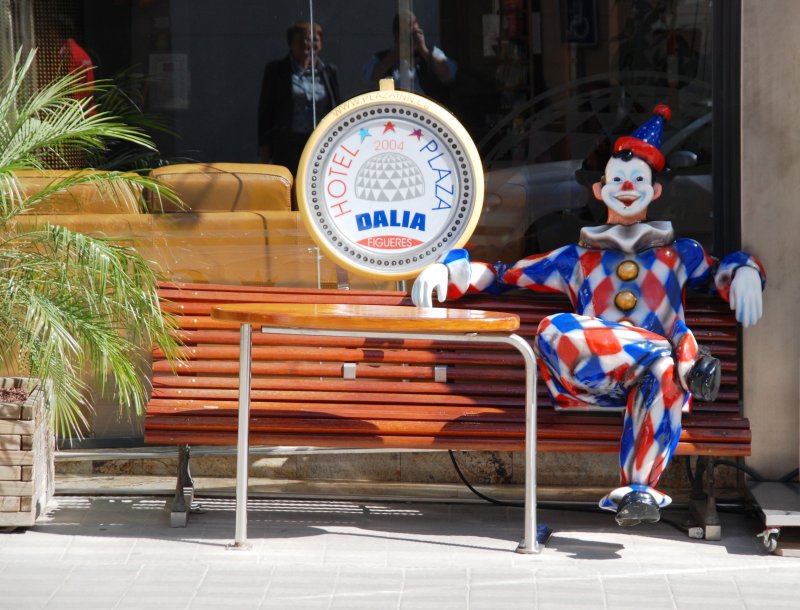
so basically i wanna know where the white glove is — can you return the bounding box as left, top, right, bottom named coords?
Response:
left=411, top=263, right=449, bottom=307
left=729, top=266, right=763, bottom=327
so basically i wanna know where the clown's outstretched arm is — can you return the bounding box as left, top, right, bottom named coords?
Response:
left=411, top=247, right=577, bottom=307
left=675, top=239, right=766, bottom=328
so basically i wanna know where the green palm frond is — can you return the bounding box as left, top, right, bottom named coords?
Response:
left=0, top=168, right=179, bottom=219
left=0, top=48, right=183, bottom=438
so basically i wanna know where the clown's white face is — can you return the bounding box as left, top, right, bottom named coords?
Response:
left=592, top=156, right=662, bottom=225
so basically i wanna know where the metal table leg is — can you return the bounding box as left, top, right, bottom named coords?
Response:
left=231, top=322, right=252, bottom=549
left=504, top=333, right=544, bottom=554
left=231, top=325, right=546, bottom=553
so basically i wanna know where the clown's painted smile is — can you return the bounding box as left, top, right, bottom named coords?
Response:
left=614, top=188, right=640, bottom=206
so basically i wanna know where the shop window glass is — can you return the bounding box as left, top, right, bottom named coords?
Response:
left=4, top=0, right=721, bottom=445
left=446, top=0, right=715, bottom=262
left=21, top=0, right=715, bottom=278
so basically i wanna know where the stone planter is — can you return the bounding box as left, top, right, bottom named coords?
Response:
left=0, top=378, right=54, bottom=527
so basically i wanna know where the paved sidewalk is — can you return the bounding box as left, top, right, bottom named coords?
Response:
left=0, top=494, right=798, bottom=609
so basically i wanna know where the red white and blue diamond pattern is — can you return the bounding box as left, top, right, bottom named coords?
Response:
left=439, top=236, right=765, bottom=508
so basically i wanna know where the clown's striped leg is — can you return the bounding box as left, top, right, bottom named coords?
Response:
left=621, top=355, right=686, bottom=489
left=609, top=354, right=688, bottom=525
left=534, top=313, right=688, bottom=524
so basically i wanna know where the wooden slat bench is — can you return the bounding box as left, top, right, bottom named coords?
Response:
left=145, top=280, right=749, bottom=540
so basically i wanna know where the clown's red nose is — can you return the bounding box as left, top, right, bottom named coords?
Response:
left=621, top=180, right=634, bottom=191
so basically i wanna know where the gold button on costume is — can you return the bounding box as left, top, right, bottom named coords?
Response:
left=615, top=290, right=637, bottom=312
left=616, top=260, right=639, bottom=281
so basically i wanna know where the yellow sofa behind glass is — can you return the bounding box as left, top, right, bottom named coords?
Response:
left=15, top=163, right=391, bottom=289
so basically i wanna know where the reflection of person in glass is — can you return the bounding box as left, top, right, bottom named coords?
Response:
left=257, top=21, right=340, bottom=174
left=56, top=15, right=95, bottom=106
left=363, top=9, right=456, bottom=101
left=412, top=106, right=766, bottom=527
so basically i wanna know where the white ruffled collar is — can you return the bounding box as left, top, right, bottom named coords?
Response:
left=578, top=221, right=675, bottom=253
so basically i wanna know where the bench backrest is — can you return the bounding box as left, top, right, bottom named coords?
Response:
left=146, top=282, right=746, bottom=455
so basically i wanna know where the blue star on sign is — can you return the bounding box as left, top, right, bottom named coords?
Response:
left=359, top=128, right=371, bottom=143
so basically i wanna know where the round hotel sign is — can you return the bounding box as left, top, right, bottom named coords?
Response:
left=297, top=80, right=484, bottom=280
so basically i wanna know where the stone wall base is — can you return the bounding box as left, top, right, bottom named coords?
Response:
left=55, top=449, right=743, bottom=499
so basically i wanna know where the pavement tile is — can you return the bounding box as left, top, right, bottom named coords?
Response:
left=534, top=531, right=629, bottom=563
left=189, top=572, right=270, bottom=610
left=2, top=594, right=60, bottom=610
left=328, top=566, right=404, bottom=609
left=0, top=540, right=71, bottom=561
left=263, top=565, right=339, bottom=602
left=58, top=536, right=138, bottom=565
left=194, top=542, right=271, bottom=564
left=260, top=598, right=332, bottom=610
left=116, top=592, right=199, bottom=610
left=399, top=590, right=469, bottom=610
left=536, top=577, right=607, bottom=608
left=116, top=563, right=209, bottom=607
left=319, top=527, right=390, bottom=566
left=3, top=494, right=800, bottom=608
left=468, top=567, right=537, bottom=609
left=734, top=572, right=800, bottom=609
left=44, top=593, right=129, bottom=609
left=126, top=537, right=201, bottom=564
left=399, top=567, right=470, bottom=609
left=0, top=564, right=73, bottom=604
left=259, top=547, right=326, bottom=567
left=602, top=574, right=676, bottom=608
left=335, top=565, right=404, bottom=589
left=191, top=602, right=263, bottom=610
left=386, top=537, right=455, bottom=568
left=667, top=574, right=746, bottom=609
left=330, top=592, right=400, bottom=610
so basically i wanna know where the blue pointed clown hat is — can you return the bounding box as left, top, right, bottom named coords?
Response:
left=614, top=105, right=671, bottom=172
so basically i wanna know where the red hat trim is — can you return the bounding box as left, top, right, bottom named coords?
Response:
left=613, top=136, right=666, bottom=173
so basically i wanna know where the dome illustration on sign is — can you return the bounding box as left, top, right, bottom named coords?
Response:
left=354, top=152, right=425, bottom=202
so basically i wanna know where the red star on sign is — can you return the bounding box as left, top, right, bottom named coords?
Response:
left=410, top=129, right=423, bottom=140
left=383, top=121, right=396, bottom=133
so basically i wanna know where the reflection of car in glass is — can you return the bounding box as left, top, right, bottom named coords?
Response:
left=468, top=73, right=713, bottom=262
left=471, top=159, right=587, bottom=261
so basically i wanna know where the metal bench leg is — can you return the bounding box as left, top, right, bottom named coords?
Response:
left=170, top=444, right=194, bottom=527
left=688, top=456, right=722, bottom=540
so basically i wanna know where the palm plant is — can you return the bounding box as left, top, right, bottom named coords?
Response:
left=0, top=49, right=181, bottom=437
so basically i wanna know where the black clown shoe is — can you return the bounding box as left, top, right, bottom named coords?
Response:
left=614, top=490, right=661, bottom=527
left=686, top=352, right=721, bottom=402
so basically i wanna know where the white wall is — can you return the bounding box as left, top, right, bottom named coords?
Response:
left=741, top=0, right=800, bottom=479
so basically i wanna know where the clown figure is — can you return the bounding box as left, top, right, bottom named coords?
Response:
left=412, top=105, right=766, bottom=526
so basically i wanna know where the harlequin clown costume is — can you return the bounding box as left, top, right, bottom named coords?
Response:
left=412, top=105, right=766, bottom=526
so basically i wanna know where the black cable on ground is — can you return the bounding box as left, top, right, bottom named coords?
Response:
left=448, top=450, right=772, bottom=532
left=714, top=459, right=799, bottom=483
left=713, top=458, right=766, bottom=481
left=684, top=456, right=695, bottom=485
left=448, top=450, right=522, bottom=507
left=447, top=450, right=697, bottom=535
left=716, top=503, right=749, bottom=514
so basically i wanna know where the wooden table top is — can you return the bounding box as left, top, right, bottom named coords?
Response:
left=211, top=303, right=520, bottom=333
